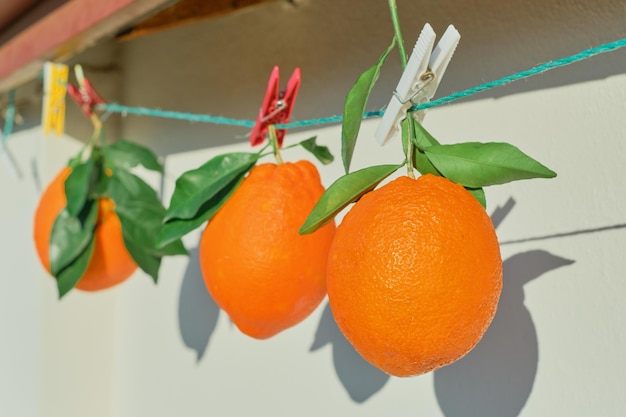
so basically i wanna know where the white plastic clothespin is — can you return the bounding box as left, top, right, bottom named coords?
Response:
left=375, top=23, right=460, bottom=146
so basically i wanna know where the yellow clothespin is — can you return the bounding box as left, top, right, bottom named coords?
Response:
left=42, top=62, right=69, bottom=137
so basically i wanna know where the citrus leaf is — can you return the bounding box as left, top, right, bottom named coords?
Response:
left=157, top=171, right=247, bottom=248
left=164, top=152, right=259, bottom=222
left=108, top=170, right=187, bottom=281
left=108, top=166, right=160, bottom=206
left=64, top=158, right=95, bottom=217
left=67, top=151, right=85, bottom=169
left=108, top=170, right=187, bottom=253
left=300, top=136, right=334, bottom=165
left=57, top=238, right=95, bottom=298
left=406, top=120, right=441, bottom=176
left=425, top=142, right=557, bottom=188
left=466, top=187, right=487, bottom=208
left=93, top=169, right=110, bottom=197
left=123, top=238, right=161, bottom=283
left=155, top=236, right=187, bottom=257
left=49, top=201, right=98, bottom=276
left=412, top=119, right=439, bottom=150
left=341, top=38, right=395, bottom=173
left=300, top=163, right=402, bottom=235
left=104, top=139, right=163, bottom=173
left=414, top=150, right=441, bottom=177
left=116, top=199, right=187, bottom=256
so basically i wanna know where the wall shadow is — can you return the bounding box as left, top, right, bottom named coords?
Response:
left=178, top=246, right=220, bottom=362
left=490, top=197, right=516, bottom=229
left=434, top=250, right=575, bottom=417
left=310, top=303, right=390, bottom=403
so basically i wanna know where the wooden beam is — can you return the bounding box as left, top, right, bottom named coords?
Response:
left=0, top=0, right=178, bottom=93
left=117, top=0, right=278, bottom=42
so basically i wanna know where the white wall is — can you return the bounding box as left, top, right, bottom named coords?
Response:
left=1, top=0, right=625, bottom=416
left=1, top=45, right=124, bottom=417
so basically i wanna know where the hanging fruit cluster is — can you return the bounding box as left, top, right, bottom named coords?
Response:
left=33, top=1, right=556, bottom=378
left=33, top=137, right=188, bottom=296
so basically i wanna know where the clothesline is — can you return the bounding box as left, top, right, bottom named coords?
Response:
left=93, top=37, right=626, bottom=129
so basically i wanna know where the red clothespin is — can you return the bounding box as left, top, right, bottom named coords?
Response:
left=67, top=65, right=104, bottom=117
left=249, top=66, right=301, bottom=147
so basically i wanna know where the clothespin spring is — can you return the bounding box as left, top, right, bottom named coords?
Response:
left=393, top=69, right=436, bottom=106
left=261, top=101, right=287, bottom=123
left=260, top=92, right=291, bottom=164
left=391, top=68, right=436, bottom=178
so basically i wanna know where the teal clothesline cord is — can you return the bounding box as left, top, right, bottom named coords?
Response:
left=97, top=104, right=256, bottom=128
left=410, top=37, right=626, bottom=113
left=95, top=37, right=626, bottom=129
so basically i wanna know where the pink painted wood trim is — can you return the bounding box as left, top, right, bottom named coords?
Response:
left=0, top=0, right=173, bottom=92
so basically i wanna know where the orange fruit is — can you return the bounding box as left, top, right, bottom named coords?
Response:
left=199, top=160, right=336, bottom=339
left=33, top=167, right=137, bottom=291
left=327, top=174, right=502, bottom=377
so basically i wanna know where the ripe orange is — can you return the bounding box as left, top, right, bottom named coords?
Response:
left=199, top=160, right=336, bottom=339
left=33, top=167, right=137, bottom=291
left=327, top=174, right=502, bottom=377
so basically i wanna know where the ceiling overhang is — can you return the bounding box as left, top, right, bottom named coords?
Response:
left=0, top=0, right=281, bottom=94
left=0, top=0, right=177, bottom=94
left=118, top=0, right=278, bottom=41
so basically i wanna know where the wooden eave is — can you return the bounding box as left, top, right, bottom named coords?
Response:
left=0, top=0, right=280, bottom=94
left=0, top=0, right=178, bottom=94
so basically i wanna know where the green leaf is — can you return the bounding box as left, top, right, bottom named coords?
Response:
left=57, top=238, right=95, bottom=298
left=341, top=38, right=395, bottom=173
left=300, top=136, right=334, bottom=165
left=49, top=201, right=98, bottom=276
left=401, top=122, right=441, bottom=177
left=108, top=171, right=188, bottom=251
left=64, top=158, right=95, bottom=217
left=67, top=150, right=85, bottom=169
left=425, top=142, right=557, bottom=188
left=412, top=120, right=439, bottom=149
left=104, top=139, right=163, bottom=173
left=108, top=167, right=160, bottom=206
left=108, top=170, right=187, bottom=281
left=116, top=199, right=186, bottom=255
left=93, top=169, right=110, bottom=197
left=401, top=118, right=409, bottom=156
left=164, top=152, right=259, bottom=222
left=107, top=172, right=177, bottom=282
left=123, top=238, right=161, bottom=283
left=299, top=164, right=402, bottom=235
left=157, top=171, right=247, bottom=248
left=414, top=150, right=441, bottom=177
left=466, top=187, right=487, bottom=208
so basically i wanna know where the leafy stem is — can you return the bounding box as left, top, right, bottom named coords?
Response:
left=405, top=122, right=416, bottom=179
left=387, top=0, right=417, bottom=177
left=257, top=141, right=272, bottom=155
left=88, top=114, right=104, bottom=148
left=75, top=64, right=106, bottom=149
left=387, top=0, right=408, bottom=68
left=267, top=125, right=283, bottom=164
